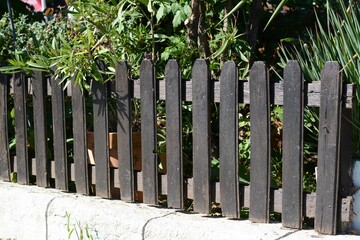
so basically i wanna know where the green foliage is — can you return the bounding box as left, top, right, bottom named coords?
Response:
left=66, top=212, right=94, bottom=240
left=279, top=0, right=360, bottom=155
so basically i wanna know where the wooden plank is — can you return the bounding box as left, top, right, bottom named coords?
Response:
left=32, top=71, right=49, bottom=187
left=219, top=61, right=240, bottom=218
left=315, top=62, right=343, bottom=235
left=165, top=60, right=183, bottom=209
left=339, top=108, right=352, bottom=198
left=140, top=59, right=158, bottom=204
left=23, top=75, right=356, bottom=108
left=249, top=62, right=271, bottom=223
left=116, top=61, right=135, bottom=202
left=0, top=73, right=10, bottom=180
left=72, top=80, right=89, bottom=195
left=134, top=80, right=354, bottom=109
left=282, top=60, right=304, bottom=229
left=13, top=73, right=29, bottom=185
left=51, top=75, right=68, bottom=190
left=192, top=59, right=211, bottom=214
left=92, top=80, right=111, bottom=198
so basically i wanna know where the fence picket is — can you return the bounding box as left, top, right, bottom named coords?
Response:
left=32, top=71, right=49, bottom=187
left=140, top=59, right=158, bottom=204
left=219, top=61, right=240, bottom=218
left=339, top=108, right=353, bottom=198
left=165, top=60, right=183, bottom=209
left=116, top=61, right=135, bottom=202
left=92, top=80, right=111, bottom=198
left=192, top=59, right=211, bottom=213
left=249, top=62, right=271, bottom=223
left=51, top=76, right=68, bottom=190
left=72, top=80, right=89, bottom=195
left=315, top=62, right=342, bottom=235
left=14, top=73, right=29, bottom=185
left=0, top=73, right=10, bottom=180
left=282, top=60, right=304, bottom=229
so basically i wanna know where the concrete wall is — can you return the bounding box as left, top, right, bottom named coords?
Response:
left=0, top=181, right=358, bottom=240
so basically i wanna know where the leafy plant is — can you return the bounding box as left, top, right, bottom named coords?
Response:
left=279, top=0, right=360, bottom=155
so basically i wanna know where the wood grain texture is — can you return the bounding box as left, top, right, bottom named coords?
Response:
left=339, top=108, right=353, bottom=198
left=0, top=73, right=10, bottom=180
left=282, top=60, right=304, bottom=229
left=72, top=80, right=89, bottom=195
left=192, top=59, right=211, bottom=214
left=51, top=75, right=68, bottom=190
left=165, top=60, right=184, bottom=209
left=134, top=80, right=354, bottom=108
left=10, top=73, right=356, bottom=109
left=14, top=73, right=29, bottom=185
left=315, top=62, right=342, bottom=235
left=32, top=71, right=49, bottom=187
left=249, top=62, right=271, bottom=223
left=219, top=61, right=240, bottom=218
left=140, top=60, right=158, bottom=204
left=116, top=61, right=135, bottom=202
left=92, top=80, right=111, bottom=198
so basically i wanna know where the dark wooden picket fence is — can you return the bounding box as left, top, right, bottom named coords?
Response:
left=0, top=59, right=356, bottom=235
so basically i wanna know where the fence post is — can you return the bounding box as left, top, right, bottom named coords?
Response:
left=165, top=60, right=184, bottom=209
left=14, top=73, right=29, bottom=185
left=51, top=73, right=68, bottom=191
left=219, top=61, right=240, bottom=218
left=140, top=59, right=158, bottom=204
left=315, top=61, right=342, bottom=235
left=249, top=61, right=271, bottom=223
left=92, top=79, right=111, bottom=198
left=0, top=73, right=10, bottom=181
left=32, top=71, right=49, bottom=187
left=116, top=61, right=135, bottom=202
left=282, top=60, right=304, bottom=229
left=72, top=78, right=89, bottom=195
left=192, top=59, right=211, bottom=214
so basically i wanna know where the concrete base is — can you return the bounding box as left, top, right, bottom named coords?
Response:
left=0, top=181, right=358, bottom=240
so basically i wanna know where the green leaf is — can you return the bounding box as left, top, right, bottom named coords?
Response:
left=172, top=10, right=182, bottom=28
left=263, top=0, right=288, bottom=31
left=211, top=39, right=229, bottom=59
left=216, top=0, right=247, bottom=27
left=156, top=4, right=165, bottom=22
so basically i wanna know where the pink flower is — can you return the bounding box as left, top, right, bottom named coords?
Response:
left=21, top=0, right=43, bottom=12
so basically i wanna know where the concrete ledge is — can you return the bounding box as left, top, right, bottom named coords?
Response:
left=0, top=181, right=357, bottom=240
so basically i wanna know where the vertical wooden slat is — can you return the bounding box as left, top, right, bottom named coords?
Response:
left=140, top=59, right=158, bottom=204
left=14, top=73, right=29, bottom=185
left=165, top=60, right=183, bottom=209
left=219, top=61, right=239, bottom=218
left=72, top=80, right=89, bottom=195
left=249, top=61, right=271, bottom=223
left=51, top=76, right=68, bottom=190
left=192, top=59, right=211, bottom=213
left=0, top=73, right=10, bottom=180
left=92, top=80, right=111, bottom=198
left=282, top=60, right=304, bottom=229
left=315, top=61, right=342, bottom=235
left=32, top=71, right=49, bottom=187
left=339, top=108, right=352, bottom=198
left=116, top=61, right=134, bottom=202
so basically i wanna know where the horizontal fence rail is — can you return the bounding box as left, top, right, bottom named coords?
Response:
left=0, top=59, right=356, bottom=235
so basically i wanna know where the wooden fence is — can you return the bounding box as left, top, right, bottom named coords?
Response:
left=0, top=59, right=356, bottom=235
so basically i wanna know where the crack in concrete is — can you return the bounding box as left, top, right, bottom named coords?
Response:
left=273, top=230, right=300, bottom=240
left=45, top=196, right=59, bottom=240
left=141, top=212, right=176, bottom=240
